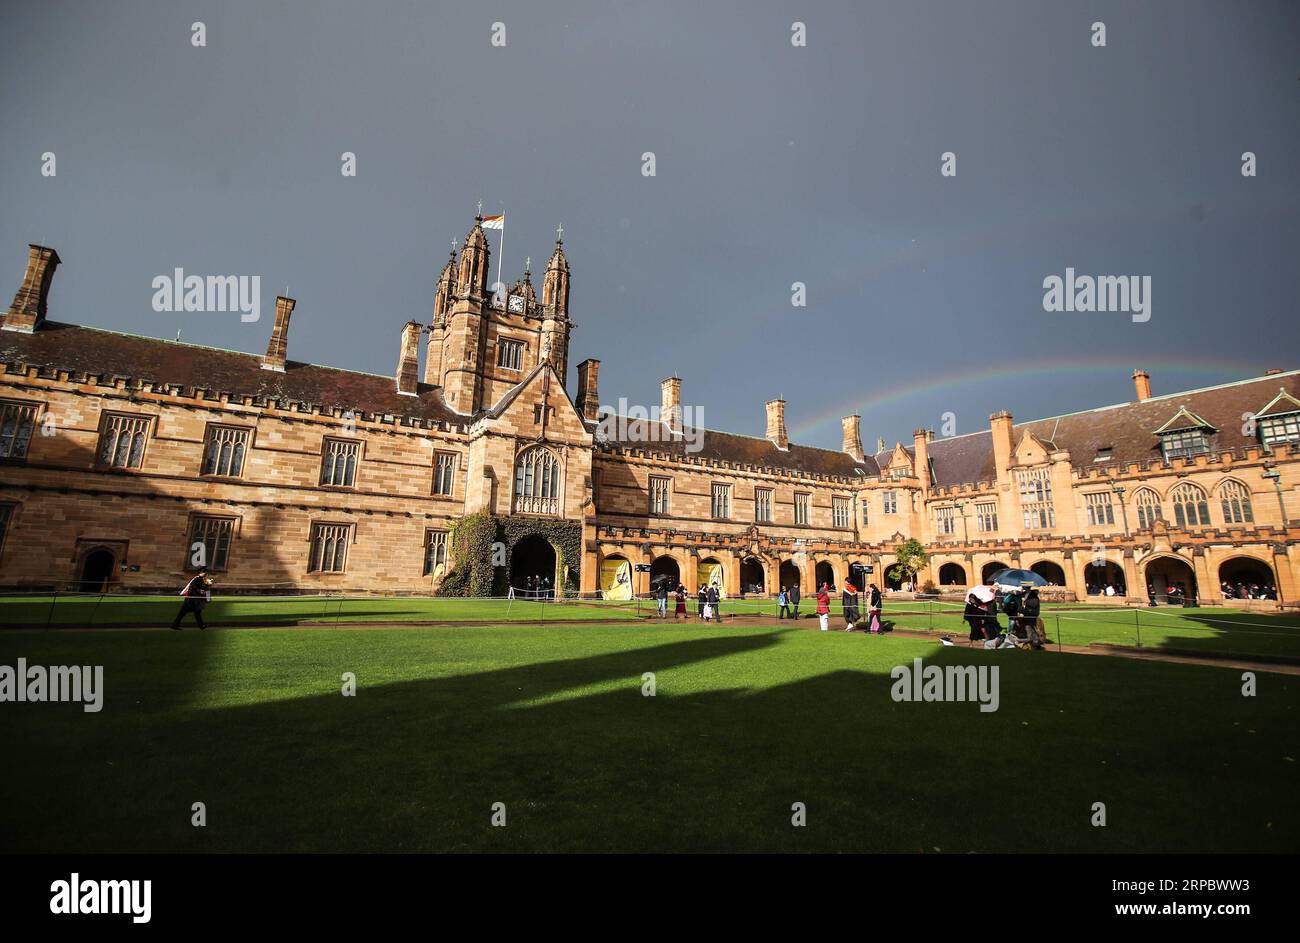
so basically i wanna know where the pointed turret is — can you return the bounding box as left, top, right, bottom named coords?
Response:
left=456, top=214, right=491, bottom=298
left=542, top=225, right=570, bottom=316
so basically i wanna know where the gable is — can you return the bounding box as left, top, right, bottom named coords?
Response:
left=476, top=361, right=591, bottom=446
left=1014, top=431, right=1050, bottom=465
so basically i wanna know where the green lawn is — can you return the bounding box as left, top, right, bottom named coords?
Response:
left=1, top=623, right=1296, bottom=852
left=0, top=593, right=641, bottom=628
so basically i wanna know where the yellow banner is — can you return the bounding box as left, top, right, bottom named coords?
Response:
left=600, top=558, right=632, bottom=601
left=698, top=562, right=724, bottom=598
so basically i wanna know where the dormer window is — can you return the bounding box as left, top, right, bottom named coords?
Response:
left=1094, top=446, right=1113, bottom=462
left=1254, top=388, right=1300, bottom=448
left=1153, top=406, right=1216, bottom=462
left=1160, top=429, right=1211, bottom=461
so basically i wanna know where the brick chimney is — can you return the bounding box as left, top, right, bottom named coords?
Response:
left=841, top=414, right=864, bottom=462
left=575, top=358, right=600, bottom=422
left=3, top=244, right=61, bottom=333
left=913, top=428, right=931, bottom=490
left=765, top=398, right=788, bottom=450
left=261, top=295, right=296, bottom=371
left=990, top=411, right=1014, bottom=480
left=1132, top=369, right=1151, bottom=401
left=396, top=321, right=422, bottom=395
left=660, top=375, right=682, bottom=431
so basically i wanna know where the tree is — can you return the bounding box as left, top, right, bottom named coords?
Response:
left=888, top=538, right=929, bottom=591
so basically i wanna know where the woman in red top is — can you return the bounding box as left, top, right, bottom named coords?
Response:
left=816, top=583, right=831, bottom=632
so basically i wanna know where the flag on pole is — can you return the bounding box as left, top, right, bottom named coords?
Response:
left=481, top=214, right=504, bottom=230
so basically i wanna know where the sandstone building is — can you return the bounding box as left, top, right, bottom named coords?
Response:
left=1, top=220, right=1297, bottom=605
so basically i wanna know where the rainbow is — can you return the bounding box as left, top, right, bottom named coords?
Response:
left=786, top=354, right=1272, bottom=446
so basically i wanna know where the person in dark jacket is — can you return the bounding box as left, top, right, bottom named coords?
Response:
left=867, top=584, right=883, bottom=633
left=171, top=568, right=212, bottom=631
left=1018, top=588, right=1043, bottom=649
left=963, top=593, right=985, bottom=642
left=789, top=584, right=800, bottom=620
left=655, top=581, right=669, bottom=618
left=841, top=580, right=859, bottom=630
left=707, top=583, right=721, bottom=622
left=697, top=585, right=708, bottom=619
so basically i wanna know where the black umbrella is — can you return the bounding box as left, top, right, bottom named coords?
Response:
left=985, top=568, right=1049, bottom=589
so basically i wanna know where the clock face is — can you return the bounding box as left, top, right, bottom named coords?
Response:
left=508, top=295, right=525, bottom=313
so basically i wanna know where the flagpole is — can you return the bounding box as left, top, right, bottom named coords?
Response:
left=495, top=209, right=505, bottom=308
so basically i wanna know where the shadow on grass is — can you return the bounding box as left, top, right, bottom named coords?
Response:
left=3, top=625, right=1297, bottom=853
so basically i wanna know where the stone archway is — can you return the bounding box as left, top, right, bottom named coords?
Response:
left=1084, top=558, right=1127, bottom=596
left=981, top=560, right=1010, bottom=583
left=778, top=560, right=802, bottom=592
left=1145, top=555, right=1198, bottom=604
left=938, top=562, right=967, bottom=586
left=740, top=556, right=765, bottom=595
left=78, top=547, right=116, bottom=593
left=1029, top=560, right=1066, bottom=586
left=815, top=561, right=835, bottom=591
left=649, top=554, right=681, bottom=593
left=1218, top=556, right=1276, bottom=598
left=511, top=534, right=557, bottom=597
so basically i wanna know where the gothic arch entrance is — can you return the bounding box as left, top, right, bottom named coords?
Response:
left=740, top=557, right=765, bottom=594
left=511, top=535, right=557, bottom=597
left=79, top=548, right=116, bottom=593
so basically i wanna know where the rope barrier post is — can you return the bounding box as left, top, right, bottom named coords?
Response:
left=45, top=590, right=58, bottom=631
left=88, top=592, right=106, bottom=629
left=1134, top=608, right=1141, bottom=648
left=1056, top=613, right=1061, bottom=652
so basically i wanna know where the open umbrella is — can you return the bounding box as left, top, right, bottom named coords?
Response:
left=986, top=568, right=1049, bottom=591
left=966, top=585, right=996, bottom=603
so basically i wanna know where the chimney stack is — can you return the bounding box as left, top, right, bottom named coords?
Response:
left=990, top=411, right=1014, bottom=480
left=1132, top=369, right=1152, bottom=402
left=913, top=428, right=931, bottom=490
left=3, top=244, right=61, bottom=334
left=261, top=295, right=296, bottom=371
left=1264, top=368, right=1282, bottom=376
left=841, top=415, right=865, bottom=462
left=396, top=321, right=422, bottom=395
left=876, top=436, right=886, bottom=454
left=765, top=398, right=788, bottom=450
left=660, top=376, right=682, bottom=431
left=575, top=359, right=601, bottom=422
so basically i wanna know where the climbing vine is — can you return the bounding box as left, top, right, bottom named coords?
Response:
left=435, top=514, right=583, bottom=597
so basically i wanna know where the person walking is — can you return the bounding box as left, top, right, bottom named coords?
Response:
left=867, top=583, right=883, bottom=634
left=777, top=587, right=790, bottom=619
left=816, top=582, right=830, bottom=632
left=789, top=583, right=801, bottom=620
left=696, top=585, right=707, bottom=620
left=171, top=567, right=213, bottom=631
left=655, top=581, right=668, bottom=618
left=842, top=579, right=859, bottom=630
left=707, top=583, right=721, bottom=622
left=674, top=583, right=687, bottom=620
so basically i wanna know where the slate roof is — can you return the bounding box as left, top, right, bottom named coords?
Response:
left=0, top=321, right=464, bottom=425
left=878, top=370, right=1300, bottom=489
left=602, top=418, right=879, bottom=480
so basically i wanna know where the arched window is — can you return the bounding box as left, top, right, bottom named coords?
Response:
left=1171, top=482, right=1210, bottom=528
left=514, top=447, right=561, bottom=515
left=1219, top=480, right=1254, bottom=524
left=1134, top=488, right=1162, bottom=530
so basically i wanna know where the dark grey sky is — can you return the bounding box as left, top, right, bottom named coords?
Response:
left=3, top=0, right=1298, bottom=450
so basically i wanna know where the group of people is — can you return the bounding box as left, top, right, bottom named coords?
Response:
left=657, top=581, right=724, bottom=622
left=1147, top=583, right=1194, bottom=606
left=1085, top=583, right=1123, bottom=596
left=1221, top=580, right=1277, bottom=600
left=513, top=575, right=554, bottom=599
left=963, top=586, right=1044, bottom=650
left=786, top=581, right=884, bottom=634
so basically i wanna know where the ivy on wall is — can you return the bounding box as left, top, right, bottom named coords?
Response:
left=436, top=514, right=583, bottom=598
